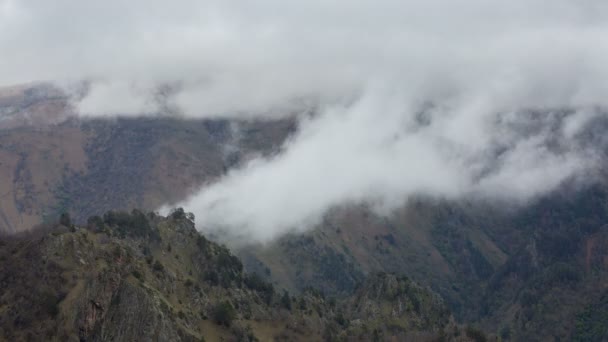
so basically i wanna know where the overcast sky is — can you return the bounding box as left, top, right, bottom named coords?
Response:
left=2, top=0, right=607, bottom=116
left=2, top=0, right=608, bottom=242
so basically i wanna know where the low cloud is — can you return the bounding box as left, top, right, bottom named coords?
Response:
left=2, top=0, right=608, bottom=241
left=2, top=1, right=607, bottom=117
left=174, top=86, right=601, bottom=242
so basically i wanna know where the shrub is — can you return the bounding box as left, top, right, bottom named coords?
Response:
left=465, top=326, right=488, bottom=342
left=217, top=248, right=243, bottom=273
left=170, top=207, right=186, bottom=220
left=212, top=301, right=236, bottom=327
left=153, top=260, right=164, bottom=272
left=243, top=273, right=274, bottom=296
left=40, top=292, right=61, bottom=318
left=132, top=270, right=144, bottom=281
left=203, top=270, right=219, bottom=286
left=102, top=210, right=157, bottom=240
left=59, top=212, right=72, bottom=227
left=280, top=290, right=292, bottom=311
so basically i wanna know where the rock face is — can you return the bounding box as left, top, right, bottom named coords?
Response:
left=89, top=282, right=184, bottom=342
left=0, top=210, right=484, bottom=341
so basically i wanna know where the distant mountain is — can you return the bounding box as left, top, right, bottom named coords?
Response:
left=0, top=83, right=72, bottom=129
left=0, top=210, right=479, bottom=341
left=0, top=84, right=294, bottom=233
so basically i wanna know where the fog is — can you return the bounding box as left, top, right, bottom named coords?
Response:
left=2, top=0, right=608, bottom=241
left=174, top=88, right=600, bottom=242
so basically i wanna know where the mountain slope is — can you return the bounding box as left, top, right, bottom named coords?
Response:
left=240, top=181, right=608, bottom=340
left=3, top=84, right=608, bottom=340
left=0, top=210, right=480, bottom=341
left=0, top=84, right=294, bottom=233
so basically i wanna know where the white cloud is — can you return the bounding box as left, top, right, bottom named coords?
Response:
left=1, top=1, right=607, bottom=117
left=77, top=81, right=157, bottom=117
left=2, top=0, right=608, bottom=241
left=175, top=84, right=600, bottom=243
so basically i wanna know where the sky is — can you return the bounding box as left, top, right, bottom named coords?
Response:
left=2, top=0, right=608, bottom=242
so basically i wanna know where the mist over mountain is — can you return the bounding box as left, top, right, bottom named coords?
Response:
left=2, top=1, right=607, bottom=117
left=176, top=90, right=605, bottom=243
left=2, top=1, right=608, bottom=341
left=3, top=3, right=608, bottom=242
left=4, top=0, right=594, bottom=242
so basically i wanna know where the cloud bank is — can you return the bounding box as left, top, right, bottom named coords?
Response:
left=2, top=0, right=608, bottom=241
left=2, top=0, right=607, bottom=117
left=176, top=88, right=601, bottom=242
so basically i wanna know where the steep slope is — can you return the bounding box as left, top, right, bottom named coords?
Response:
left=0, top=210, right=479, bottom=341
left=241, top=181, right=608, bottom=340
left=476, top=184, right=608, bottom=340
left=240, top=201, right=510, bottom=315
left=0, top=125, right=88, bottom=233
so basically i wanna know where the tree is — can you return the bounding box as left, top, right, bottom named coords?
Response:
left=170, top=207, right=186, bottom=220
left=212, top=301, right=236, bottom=326
left=59, top=212, right=72, bottom=228
left=281, top=290, right=292, bottom=310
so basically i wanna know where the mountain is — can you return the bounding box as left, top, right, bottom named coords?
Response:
left=2, top=84, right=608, bottom=340
left=240, top=183, right=608, bottom=340
left=0, top=210, right=482, bottom=341
left=0, top=83, right=294, bottom=233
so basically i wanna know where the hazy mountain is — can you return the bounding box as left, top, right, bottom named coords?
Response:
left=2, top=84, right=608, bottom=340
left=2, top=1, right=608, bottom=341
left=0, top=84, right=294, bottom=234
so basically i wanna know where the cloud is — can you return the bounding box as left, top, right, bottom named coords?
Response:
left=2, top=0, right=608, bottom=241
left=174, top=85, right=601, bottom=243
left=1, top=1, right=607, bottom=117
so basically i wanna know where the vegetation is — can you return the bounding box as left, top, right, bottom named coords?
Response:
left=59, top=212, right=72, bottom=227
left=103, top=209, right=159, bottom=240
left=0, top=210, right=469, bottom=341
left=3, top=85, right=608, bottom=340
left=573, top=290, right=608, bottom=341
left=243, top=272, right=274, bottom=304
left=212, top=301, right=236, bottom=327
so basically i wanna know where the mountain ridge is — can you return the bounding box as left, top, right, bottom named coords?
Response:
left=0, top=209, right=483, bottom=341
